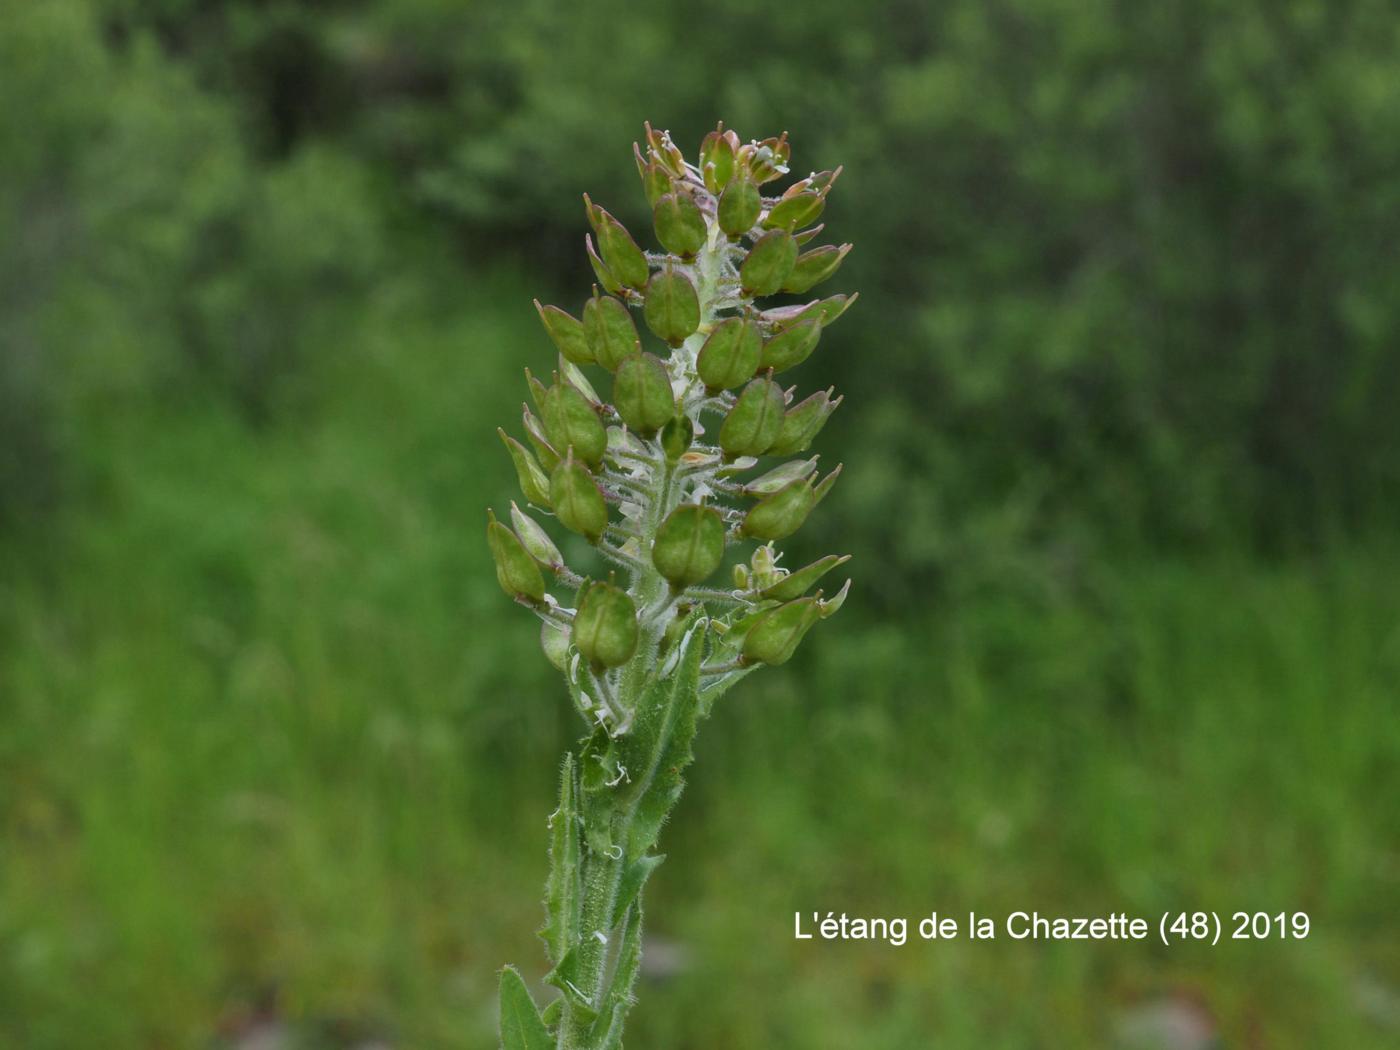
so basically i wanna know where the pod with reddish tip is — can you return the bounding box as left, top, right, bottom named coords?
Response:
left=759, top=319, right=821, bottom=374
left=585, top=196, right=649, bottom=290
left=741, top=477, right=815, bottom=540
left=768, top=389, right=841, bottom=456
left=759, top=554, right=850, bottom=601
left=613, top=352, right=675, bottom=438
left=583, top=292, right=640, bottom=372
left=740, top=230, right=797, bottom=297
left=653, top=191, right=707, bottom=259
left=643, top=121, right=686, bottom=178
left=634, top=142, right=672, bottom=206
left=782, top=244, right=851, bottom=295
left=642, top=267, right=700, bottom=347
left=742, top=596, right=822, bottom=665
left=740, top=134, right=790, bottom=184
left=573, top=579, right=639, bottom=669
left=499, top=429, right=552, bottom=507
left=763, top=192, right=824, bottom=232
left=550, top=452, right=607, bottom=543
left=652, top=504, right=726, bottom=589
left=542, top=381, right=606, bottom=469
left=720, top=376, right=786, bottom=458
left=718, top=175, right=761, bottom=238
left=700, top=124, right=737, bottom=193
left=534, top=301, right=593, bottom=365
left=696, top=316, right=762, bottom=392
left=487, top=509, right=546, bottom=602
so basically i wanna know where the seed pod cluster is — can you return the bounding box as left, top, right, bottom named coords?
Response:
left=491, top=124, right=855, bottom=714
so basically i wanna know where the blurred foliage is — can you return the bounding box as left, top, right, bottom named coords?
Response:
left=3, top=0, right=1400, bottom=1046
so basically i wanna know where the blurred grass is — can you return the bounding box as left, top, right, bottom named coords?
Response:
left=2, top=275, right=1397, bottom=1048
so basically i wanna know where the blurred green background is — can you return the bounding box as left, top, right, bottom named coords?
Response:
left=3, top=1, right=1399, bottom=1047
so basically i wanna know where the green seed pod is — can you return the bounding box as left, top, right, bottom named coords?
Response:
left=719, top=376, right=786, bottom=458
left=660, top=413, right=694, bottom=462
left=718, top=175, right=761, bottom=239
left=584, top=195, right=649, bottom=290
left=741, top=477, right=815, bottom=541
left=746, top=456, right=818, bottom=496
left=763, top=192, right=824, bottom=232
left=612, top=352, right=675, bottom=438
left=643, top=121, right=686, bottom=178
left=584, top=234, right=623, bottom=296
left=781, top=244, right=851, bottom=295
left=534, top=300, right=593, bottom=365
left=759, top=554, right=851, bottom=601
left=651, top=504, right=726, bottom=588
left=759, top=318, right=821, bottom=373
left=696, top=316, right=762, bottom=392
left=499, top=429, right=552, bottom=507
left=642, top=266, right=700, bottom=347
left=794, top=223, right=826, bottom=247
left=653, top=191, right=707, bottom=259
left=583, top=291, right=641, bottom=372
left=768, top=388, right=841, bottom=456
left=700, top=125, right=737, bottom=193
left=524, top=367, right=549, bottom=413
left=634, top=142, right=672, bottom=206
left=818, top=578, right=851, bottom=618
left=742, top=596, right=822, bottom=666
left=522, top=406, right=560, bottom=471
left=813, top=463, right=843, bottom=504
left=541, top=620, right=571, bottom=672
left=740, top=230, right=798, bottom=297
left=550, top=452, right=608, bottom=543
left=573, top=579, right=639, bottom=670
left=510, top=501, right=564, bottom=570
left=814, top=292, right=858, bottom=327
left=487, top=509, right=546, bottom=602
left=542, top=381, right=607, bottom=469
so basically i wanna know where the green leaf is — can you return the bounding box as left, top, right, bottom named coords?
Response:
left=544, top=947, right=598, bottom=1024
left=498, top=967, right=553, bottom=1050
left=611, top=854, right=664, bottom=928
left=540, top=754, right=582, bottom=965
left=591, top=901, right=646, bottom=1050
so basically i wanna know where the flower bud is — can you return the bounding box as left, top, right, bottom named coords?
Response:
left=585, top=234, right=623, bottom=296
left=612, top=352, right=675, bottom=438
left=767, top=388, right=841, bottom=456
left=717, top=175, right=761, bottom=239
left=584, top=195, right=649, bottom=290
left=541, top=620, right=570, bottom=672
left=573, top=578, right=639, bottom=670
left=763, top=192, right=824, bottom=232
left=522, top=406, right=560, bottom=471
left=759, top=318, right=821, bottom=374
left=660, top=413, right=693, bottom=462
left=759, top=554, right=850, bottom=601
left=781, top=244, right=851, bottom=295
left=696, top=316, right=762, bottom=392
left=550, top=452, right=608, bottom=543
left=534, top=300, right=593, bottom=365
left=499, top=429, right=552, bottom=507
left=740, top=477, right=815, bottom=540
left=583, top=291, right=641, bottom=372
left=700, top=124, right=738, bottom=193
left=643, top=121, right=686, bottom=178
left=651, top=503, right=726, bottom=589
left=740, top=230, right=798, bottom=297
left=720, top=376, right=786, bottom=458
left=653, top=191, right=707, bottom=260
left=732, top=563, right=751, bottom=590
left=510, top=501, right=564, bottom=570
left=642, top=266, right=700, bottom=347
left=742, top=596, right=821, bottom=666
left=750, top=543, right=779, bottom=586
left=543, top=381, right=607, bottom=469
left=740, top=134, right=790, bottom=184
left=487, top=509, right=546, bottom=602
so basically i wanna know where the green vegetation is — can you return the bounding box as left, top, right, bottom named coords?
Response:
left=3, top=1, right=1398, bottom=1046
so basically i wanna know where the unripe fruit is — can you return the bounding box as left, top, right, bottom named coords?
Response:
left=542, top=381, right=606, bottom=469
left=652, top=504, right=726, bottom=588
left=550, top=452, right=608, bottom=543
left=740, top=229, right=798, bottom=297
left=742, top=596, right=821, bottom=665
left=613, top=352, right=675, bottom=438
left=763, top=191, right=824, bottom=232
left=653, top=191, right=707, bottom=259
left=767, top=388, right=841, bottom=457
left=741, top=477, right=815, bottom=540
left=643, top=267, right=700, bottom=347
left=720, top=376, right=785, bottom=458
left=717, top=175, right=760, bottom=238
left=510, top=501, right=564, bottom=571
left=781, top=244, right=851, bottom=295
left=487, top=510, right=546, bottom=602
left=584, top=291, right=641, bottom=372
left=759, top=319, right=821, bottom=374
left=499, top=429, right=552, bottom=507
left=758, top=554, right=851, bottom=601
left=700, top=124, right=737, bottom=193
left=585, top=196, right=649, bottom=289
left=534, top=301, right=593, bottom=365
left=573, top=579, right=639, bottom=669
left=696, top=316, right=762, bottom=392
